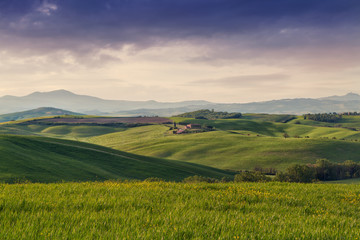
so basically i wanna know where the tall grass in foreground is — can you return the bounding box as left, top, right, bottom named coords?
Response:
left=1, top=182, right=360, bottom=239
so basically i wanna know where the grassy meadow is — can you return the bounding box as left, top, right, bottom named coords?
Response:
left=1, top=113, right=360, bottom=239
left=1, top=181, right=360, bottom=239
left=89, top=124, right=360, bottom=171
left=0, top=135, right=232, bottom=183
left=289, top=115, right=360, bottom=129
left=0, top=123, right=125, bottom=140
left=170, top=117, right=360, bottom=139
left=2, top=115, right=360, bottom=173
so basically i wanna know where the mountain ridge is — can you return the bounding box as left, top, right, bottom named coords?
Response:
left=1, top=90, right=360, bottom=115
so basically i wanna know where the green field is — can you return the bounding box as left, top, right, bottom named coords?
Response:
left=0, top=135, right=232, bottom=183
left=325, top=178, right=360, bottom=184
left=170, top=117, right=360, bottom=139
left=1, top=181, right=360, bottom=239
left=289, top=115, right=360, bottom=129
left=241, top=113, right=296, bottom=122
left=1, top=114, right=360, bottom=239
left=0, top=107, right=83, bottom=123
left=3, top=115, right=360, bottom=173
left=0, top=124, right=125, bottom=140
left=89, top=124, right=360, bottom=171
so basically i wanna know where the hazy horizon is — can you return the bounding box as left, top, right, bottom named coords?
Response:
left=1, top=0, right=359, bottom=102
left=1, top=89, right=359, bottom=104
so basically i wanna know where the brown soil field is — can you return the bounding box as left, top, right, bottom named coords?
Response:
left=26, top=117, right=171, bottom=124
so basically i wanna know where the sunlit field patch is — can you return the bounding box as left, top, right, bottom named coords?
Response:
left=0, top=181, right=360, bottom=239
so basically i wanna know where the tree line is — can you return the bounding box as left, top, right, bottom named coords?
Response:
left=341, top=112, right=360, bottom=116
left=174, top=159, right=360, bottom=183
left=175, top=109, right=242, bottom=120
left=303, top=113, right=342, bottom=123
left=304, top=112, right=360, bottom=123
left=275, top=159, right=360, bottom=183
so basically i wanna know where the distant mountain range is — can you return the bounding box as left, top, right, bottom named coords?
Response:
left=1, top=90, right=360, bottom=116
left=0, top=90, right=211, bottom=115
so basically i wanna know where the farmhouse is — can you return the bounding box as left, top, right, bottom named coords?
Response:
left=176, top=129, right=185, bottom=134
left=185, top=124, right=202, bottom=129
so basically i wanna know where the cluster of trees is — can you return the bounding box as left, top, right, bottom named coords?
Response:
left=275, top=159, right=360, bottom=183
left=341, top=112, right=360, bottom=116
left=234, top=172, right=271, bottom=182
left=253, top=166, right=277, bottom=175
left=147, top=159, right=360, bottom=184
left=303, top=113, right=342, bottom=123
left=179, top=159, right=360, bottom=184
left=182, top=172, right=271, bottom=183
left=175, top=109, right=242, bottom=120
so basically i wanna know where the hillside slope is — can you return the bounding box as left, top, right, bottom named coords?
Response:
left=0, top=123, right=125, bottom=140
left=0, top=135, right=233, bottom=183
left=89, top=124, right=360, bottom=171
left=170, top=118, right=360, bottom=139
left=0, top=107, right=83, bottom=123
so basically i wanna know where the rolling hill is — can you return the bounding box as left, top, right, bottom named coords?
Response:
left=0, top=107, right=83, bottom=123
left=4, top=114, right=360, bottom=173
left=0, top=124, right=126, bottom=140
left=0, top=135, right=233, bottom=183
left=170, top=117, right=360, bottom=139
left=88, top=122, right=360, bottom=171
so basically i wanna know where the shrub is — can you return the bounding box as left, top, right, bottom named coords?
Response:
left=182, top=175, right=219, bottom=183
left=283, top=133, right=290, bottom=138
left=285, top=164, right=316, bottom=183
left=276, top=160, right=360, bottom=183
left=274, top=172, right=290, bottom=182
left=144, top=177, right=165, bottom=182
left=234, top=172, right=271, bottom=182
left=220, top=177, right=232, bottom=183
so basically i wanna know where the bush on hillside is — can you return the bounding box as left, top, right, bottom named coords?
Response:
left=144, top=177, right=165, bottom=182
left=275, top=159, right=360, bottom=183
left=303, top=113, right=342, bottom=123
left=234, top=171, right=271, bottom=182
left=284, top=164, right=316, bottom=183
left=182, top=175, right=219, bottom=183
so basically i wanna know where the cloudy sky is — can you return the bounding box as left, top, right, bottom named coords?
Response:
left=0, top=0, right=359, bottom=103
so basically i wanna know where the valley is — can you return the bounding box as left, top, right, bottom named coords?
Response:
left=1, top=109, right=360, bottom=177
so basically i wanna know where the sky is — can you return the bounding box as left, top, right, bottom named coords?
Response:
left=0, top=0, right=359, bottom=103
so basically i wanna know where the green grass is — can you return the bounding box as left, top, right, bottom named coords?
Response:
left=5, top=117, right=360, bottom=172
left=0, top=107, right=83, bottom=123
left=325, top=178, right=360, bottom=184
left=0, top=114, right=105, bottom=125
left=0, top=135, right=233, bottom=183
left=171, top=117, right=360, bottom=139
left=7, top=116, right=360, bottom=140
left=0, top=124, right=125, bottom=140
left=241, top=113, right=296, bottom=122
left=1, top=181, right=360, bottom=239
left=89, top=125, right=360, bottom=171
left=40, top=125, right=125, bottom=139
left=289, top=115, right=360, bottom=129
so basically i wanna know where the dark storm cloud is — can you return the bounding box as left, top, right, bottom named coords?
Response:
left=0, top=0, right=359, bottom=55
